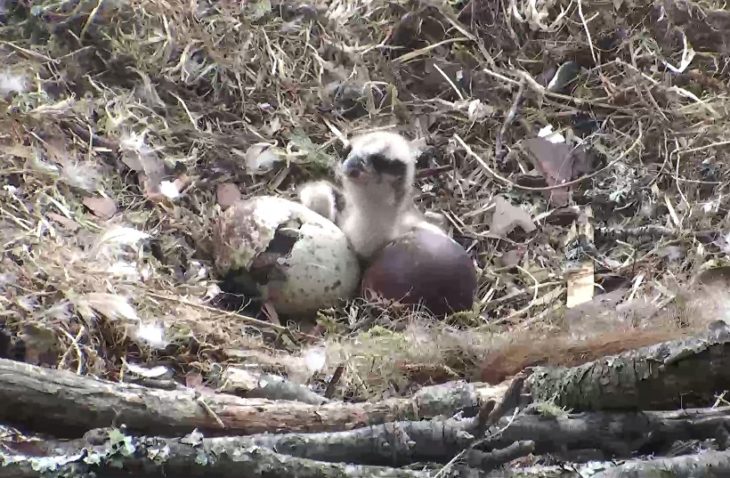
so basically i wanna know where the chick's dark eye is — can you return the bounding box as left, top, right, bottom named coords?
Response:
left=369, top=153, right=407, bottom=177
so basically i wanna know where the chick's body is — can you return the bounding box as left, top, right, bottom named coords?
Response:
left=299, top=131, right=442, bottom=260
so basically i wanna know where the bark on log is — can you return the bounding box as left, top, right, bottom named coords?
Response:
left=33, top=405, right=730, bottom=468
left=484, top=406, right=730, bottom=459
left=592, top=449, right=730, bottom=478
left=527, top=323, right=730, bottom=410
left=0, top=358, right=486, bottom=438
left=0, top=441, right=445, bottom=478
left=466, top=441, right=535, bottom=470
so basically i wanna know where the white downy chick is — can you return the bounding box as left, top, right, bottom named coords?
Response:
left=298, top=131, right=444, bottom=260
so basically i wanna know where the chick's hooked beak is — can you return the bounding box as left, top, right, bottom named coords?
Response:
left=341, top=154, right=368, bottom=180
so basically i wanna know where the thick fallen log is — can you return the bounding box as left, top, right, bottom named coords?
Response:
left=592, top=449, right=730, bottom=478
left=484, top=406, right=730, bottom=459
left=0, top=358, right=494, bottom=438
left=0, top=441, right=443, bottom=478
left=32, top=404, right=730, bottom=469
left=6, top=403, right=729, bottom=476
left=0, top=376, right=523, bottom=471
left=527, top=321, right=730, bottom=410
left=0, top=393, right=528, bottom=478
left=466, top=441, right=535, bottom=471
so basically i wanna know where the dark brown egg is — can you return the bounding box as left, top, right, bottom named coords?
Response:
left=360, top=228, right=477, bottom=317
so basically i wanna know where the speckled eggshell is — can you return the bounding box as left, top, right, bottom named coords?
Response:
left=213, top=195, right=360, bottom=317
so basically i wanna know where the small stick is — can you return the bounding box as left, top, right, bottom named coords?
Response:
left=324, top=364, right=345, bottom=399
left=495, top=79, right=526, bottom=164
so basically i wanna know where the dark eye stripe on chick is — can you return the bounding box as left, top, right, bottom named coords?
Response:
left=369, top=153, right=408, bottom=177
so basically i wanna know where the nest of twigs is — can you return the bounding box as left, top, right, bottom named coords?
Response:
left=0, top=0, right=729, bottom=400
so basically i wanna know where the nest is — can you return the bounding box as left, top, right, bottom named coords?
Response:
left=0, top=0, right=729, bottom=400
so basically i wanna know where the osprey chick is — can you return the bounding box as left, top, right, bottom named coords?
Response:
left=298, top=131, right=442, bottom=259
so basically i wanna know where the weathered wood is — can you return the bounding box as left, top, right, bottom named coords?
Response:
left=592, top=449, right=730, bottom=478
left=218, top=368, right=330, bottom=405
left=0, top=441, right=441, bottom=478
left=484, top=406, right=730, bottom=459
left=466, top=441, right=535, bottom=471
left=528, top=323, right=730, bottom=410
left=0, top=358, right=483, bottom=438
left=34, top=404, right=730, bottom=469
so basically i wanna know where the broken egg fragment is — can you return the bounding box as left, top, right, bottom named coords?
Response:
left=213, top=196, right=360, bottom=317
left=361, top=228, right=477, bottom=318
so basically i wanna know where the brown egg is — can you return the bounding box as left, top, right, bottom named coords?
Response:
left=360, top=228, right=477, bottom=317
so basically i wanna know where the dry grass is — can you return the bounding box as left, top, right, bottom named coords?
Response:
left=1, top=0, right=729, bottom=400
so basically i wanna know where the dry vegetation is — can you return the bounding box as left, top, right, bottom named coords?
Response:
left=1, top=0, right=730, bottom=475
left=2, top=0, right=730, bottom=395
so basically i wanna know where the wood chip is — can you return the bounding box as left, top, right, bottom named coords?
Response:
left=83, top=196, right=117, bottom=220
left=565, top=206, right=595, bottom=309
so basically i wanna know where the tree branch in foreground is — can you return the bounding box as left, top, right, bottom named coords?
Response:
left=528, top=321, right=730, bottom=411
left=0, top=358, right=489, bottom=438
left=0, top=440, right=443, bottom=478
left=484, top=405, right=730, bottom=459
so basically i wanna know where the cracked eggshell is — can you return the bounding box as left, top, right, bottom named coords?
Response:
left=213, top=195, right=360, bottom=317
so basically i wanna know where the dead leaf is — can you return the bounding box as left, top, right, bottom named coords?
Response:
left=546, top=61, right=580, bottom=94
left=522, top=138, right=591, bottom=206
left=47, top=213, right=79, bottom=231
left=125, top=363, right=171, bottom=379
left=216, top=183, right=241, bottom=209
left=120, top=135, right=167, bottom=200
left=20, top=324, right=60, bottom=366
left=75, top=293, right=140, bottom=322
left=261, top=301, right=281, bottom=326
left=489, top=196, right=536, bottom=237
left=185, top=371, right=204, bottom=389
left=497, top=247, right=525, bottom=268
left=83, top=196, right=117, bottom=220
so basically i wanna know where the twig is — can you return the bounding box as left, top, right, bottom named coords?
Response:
left=484, top=372, right=527, bottom=430
left=433, top=63, right=464, bottom=101
left=577, top=0, right=597, bottom=65
left=196, top=395, right=226, bottom=430
left=495, top=79, right=526, bottom=164
left=454, top=121, right=643, bottom=192
left=498, top=265, right=540, bottom=322
left=324, top=364, right=345, bottom=399
left=435, top=373, right=527, bottom=477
